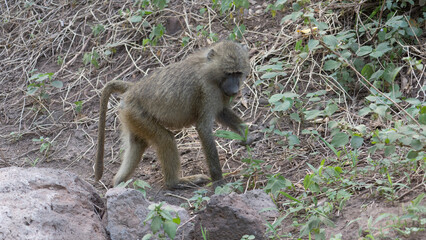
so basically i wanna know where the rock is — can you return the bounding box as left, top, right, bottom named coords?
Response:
left=165, top=17, right=182, bottom=35
left=240, top=189, right=279, bottom=219
left=190, top=190, right=277, bottom=240
left=0, top=167, right=107, bottom=240
left=105, top=187, right=193, bottom=240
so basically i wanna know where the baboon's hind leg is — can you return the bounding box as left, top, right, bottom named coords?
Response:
left=152, top=126, right=210, bottom=189
left=113, top=133, right=148, bottom=187
left=131, top=116, right=209, bottom=189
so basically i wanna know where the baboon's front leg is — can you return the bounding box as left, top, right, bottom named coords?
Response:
left=196, top=120, right=223, bottom=182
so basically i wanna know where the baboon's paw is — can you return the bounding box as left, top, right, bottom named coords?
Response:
left=181, top=174, right=211, bottom=185
left=212, top=178, right=226, bottom=189
left=167, top=174, right=210, bottom=189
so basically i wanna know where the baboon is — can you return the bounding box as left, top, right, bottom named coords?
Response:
left=95, top=40, right=251, bottom=189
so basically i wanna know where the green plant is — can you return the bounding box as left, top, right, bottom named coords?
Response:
left=57, top=55, right=63, bottom=65
left=264, top=174, right=293, bottom=199
left=27, top=71, right=63, bottom=99
left=116, top=179, right=133, bottom=188
left=74, top=101, right=83, bottom=114
left=142, top=23, right=165, bottom=46
left=26, top=157, right=40, bottom=167
left=392, top=193, right=426, bottom=236
left=228, top=24, right=246, bottom=40
left=353, top=194, right=426, bottom=239
left=195, top=24, right=219, bottom=42
left=266, top=0, right=289, bottom=17
left=215, top=127, right=249, bottom=143
left=32, top=136, right=52, bottom=155
left=212, top=0, right=250, bottom=14
left=214, top=180, right=244, bottom=194
left=92, top=24, right=105, bottom=37
left=9, top=131, right=23, bottom=142
left=134, top=0, right=169, bottom=10
left=181, top=36, right=190, bottom=46
left=188, top=189, right=210, bottom=211
left=83, top=50, right=100, bottom=68
left=265, top=215, right=291, bottom=239
left=201, top=224, right=209, bottom=240
left=133, top=179, right=151, bottom=199
left=143, top=202, right=181, bottom=240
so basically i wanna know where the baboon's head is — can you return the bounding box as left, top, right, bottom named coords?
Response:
left=206, top=41, right=250, bottom=97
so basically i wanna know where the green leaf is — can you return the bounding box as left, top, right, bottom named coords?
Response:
left=258, top=64, right=283, bottom=71
left=374, top=105, right=388, bottom=117
left=323, top=60, right=341, bottom=71
left=356, top=46, right=372, bottom=56
left=27, top=86, right=39, bottom=95
left=359, top=107, right=371, bottom=116
left=130, top=15, right=142, bottom=23
left=163, top=220, right=178, bottom=239
left=322, top=35, right=339, bottom=48
left=261, top=72, right=281, bottom=79
left=150, top=216, right=162, bottom=233
left=410, top=139, right=423, bottom=151
left=159, top=208, right=173, bottom=221
left=324, top=103, right=338, bottom=116
left=282, top=92, right=300, bottom=98
left=290, top=112, right=301, bottom=122
left=273, top=100, right=292, bottom=112
left=370, top=42, right=392, bottom=58
left=269, top=94, right=284, bottom=103
left=152, top=0, right=168, bottom=9
left=83, top=53, right=91, bottom=65
left=172, top=217, right=181, bottom=225
left=328, top=121, right=338, bottom=129
left=279, top=191, right=302, bottom=203
left=308, top=39, right=319, bottom=50
left=411, top=193, right=425, bottom=207
left=407, top=151, right=419, bottom=159
left=264, top=174, right=292, bottom=198
left=215, top=130, right=245, bottom=141
left=116, top=179, right=132, bottom=188
left=142, top=234, right=152, bottom=240
left=288, top=134, right=300, bottom=146
left=309, top=97, right=321, bottom=102
left=405, top=98, right=421, bottom=105
left=379, top=29, right=388, bottom=41
left=419, top=113, right=426, bottom=124
left=351, top=136, right=364, bottom=149
left=384, top=145, right=396, bottom=157
left=306, top=90, right=327, bottom=97
left=304, top=110, right=322, bottom=120
left=361, top=64, right=374, bottom=79
left=50, top=80, right=63, bottom=89
left=331, top=132, right=349, bottom=148
left=276, top=0, right=288, bottom=5
left=370, top=70, right=384, bottom=80
left=383, top=66, right=403, bottom=83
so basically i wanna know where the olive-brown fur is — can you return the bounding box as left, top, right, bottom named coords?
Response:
left=94, top=41, right=250, bottom=189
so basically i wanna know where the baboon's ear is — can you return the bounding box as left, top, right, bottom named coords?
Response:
left=241, top=44, right=249, bottom=51
left=207, top=49, right=216, bottom=61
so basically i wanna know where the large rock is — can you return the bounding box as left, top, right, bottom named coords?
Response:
left=0, top=167, right=107, bottom=240
left=190, top=190, right=278, bottom=240
left=105, top=187, right=193, bottom=240
left=239, top=189, right=279, bottom=219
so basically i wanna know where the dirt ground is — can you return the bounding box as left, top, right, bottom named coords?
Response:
left=1, top=0, right=424, bottom=239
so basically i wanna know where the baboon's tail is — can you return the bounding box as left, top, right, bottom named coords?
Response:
left=95, top=80, right=132, bottom=181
